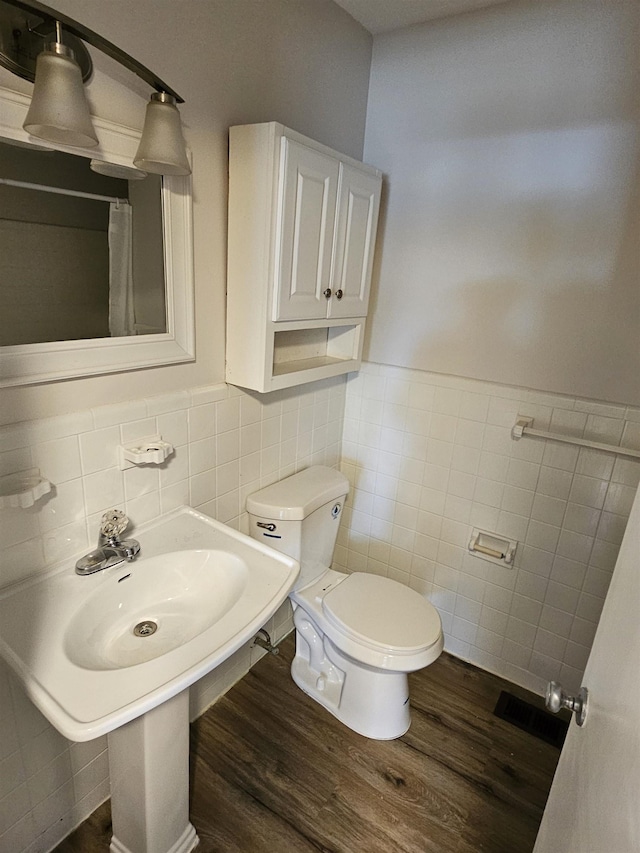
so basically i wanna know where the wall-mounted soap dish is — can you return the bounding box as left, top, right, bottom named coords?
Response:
left=0, top=468, right=51, bottom=509
left=118, top=435, right=174, bottom=470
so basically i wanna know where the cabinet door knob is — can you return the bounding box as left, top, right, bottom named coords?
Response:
left=323, top=288, right=332, bottom=298
left=335, top=289, right=343, bottom=299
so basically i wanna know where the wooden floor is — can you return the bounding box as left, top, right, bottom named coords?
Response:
left=56, top=636, right=560, bottom=853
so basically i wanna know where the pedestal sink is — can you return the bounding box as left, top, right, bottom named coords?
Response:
left=0, top=507, right=299, bottom=853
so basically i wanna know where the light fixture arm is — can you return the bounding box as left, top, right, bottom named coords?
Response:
left=2, top=0, right=184, bottom=102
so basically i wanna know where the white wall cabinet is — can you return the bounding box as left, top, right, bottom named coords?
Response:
left=226, top=122, right=381, bottom=392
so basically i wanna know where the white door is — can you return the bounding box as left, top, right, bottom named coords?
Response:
left=328, top=163, right=382, bottom=320
left=533, top=483, right=640, bottom=852
left=274, top=138, right=339, bottom=321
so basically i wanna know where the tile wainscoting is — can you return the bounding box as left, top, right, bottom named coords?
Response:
left=336, top=363, right=640, bottom=697
left=0, top=376, right=345, bottom=853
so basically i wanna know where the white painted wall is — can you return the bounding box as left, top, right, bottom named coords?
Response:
left=0, top=0, right=372, bottom=426
left=363, top=0, right=640, bottom=406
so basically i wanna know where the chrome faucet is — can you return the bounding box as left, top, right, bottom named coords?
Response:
left=75, top=509, right=140, bottom=575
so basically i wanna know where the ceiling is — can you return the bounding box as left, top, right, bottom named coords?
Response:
left=332, top=0, right=512, bottom=35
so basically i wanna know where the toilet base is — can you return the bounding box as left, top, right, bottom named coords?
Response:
left=291, top=631, right=411, bottom=740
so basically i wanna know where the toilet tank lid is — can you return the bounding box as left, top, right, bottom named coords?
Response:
left=246, top=466, right=350, bottom=520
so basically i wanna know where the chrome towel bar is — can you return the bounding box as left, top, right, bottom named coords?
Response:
left=512, top=416, right=640, bottom=460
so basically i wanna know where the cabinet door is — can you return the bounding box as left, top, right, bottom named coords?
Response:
left=274, top=139, right=339, bottom=321
left=328, top=163, right=381, bottom=319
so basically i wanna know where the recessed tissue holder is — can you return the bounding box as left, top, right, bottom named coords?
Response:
left=118, top=434, right=174, bottom=470
left=468, top=528, right=517, bottom=567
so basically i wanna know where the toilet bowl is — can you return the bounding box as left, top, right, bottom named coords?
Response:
left=247, top=466, right=444, bottom=740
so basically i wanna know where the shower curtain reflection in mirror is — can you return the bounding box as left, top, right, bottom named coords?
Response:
left=108, top=201, right=134, bottom=337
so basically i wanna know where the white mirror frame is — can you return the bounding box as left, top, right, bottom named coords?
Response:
left=0, top=88, right=195, bottom=387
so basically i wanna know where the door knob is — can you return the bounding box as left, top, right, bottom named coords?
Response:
left=323, top=288, right=332, bottom=298
left=335, top=289, right=343, bottom=299
left=545, top=681, right=589, bottom=727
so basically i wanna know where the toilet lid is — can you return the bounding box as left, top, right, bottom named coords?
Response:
left=322, top=573, right=442, bottom=654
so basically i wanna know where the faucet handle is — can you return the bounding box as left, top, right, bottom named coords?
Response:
left=100, top=509, right=129, bottom=541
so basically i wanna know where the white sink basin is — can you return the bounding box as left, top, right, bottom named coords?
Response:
left=65, top=550, right=249, bottom=670
left=0, top=507, right=299, bottom=741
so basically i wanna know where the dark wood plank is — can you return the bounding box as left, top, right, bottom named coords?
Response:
left=55, top=636, right=559, bottom=853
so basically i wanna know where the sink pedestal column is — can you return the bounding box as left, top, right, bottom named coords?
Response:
left=108, top=689, right=198, bottom=853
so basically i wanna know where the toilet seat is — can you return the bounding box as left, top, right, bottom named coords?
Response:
left=324, top=572, right=442, bottom=651
left=294, top=570, right=443, bottom=672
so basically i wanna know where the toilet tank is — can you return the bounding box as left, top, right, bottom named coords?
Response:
left=246, top=466, right=349, bottom=589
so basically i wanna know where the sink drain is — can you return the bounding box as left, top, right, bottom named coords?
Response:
left=133, top=620, right=158, bottom=637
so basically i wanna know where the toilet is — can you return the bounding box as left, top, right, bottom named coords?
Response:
left=247, top=465, right=444, bottom=739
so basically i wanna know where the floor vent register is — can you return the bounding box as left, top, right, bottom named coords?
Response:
left=494, top=690, right=569, bottom=748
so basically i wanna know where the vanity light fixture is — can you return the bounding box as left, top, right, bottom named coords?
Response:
left=22, top=20, right=98, bottom=148
left=134, top=92, right=191, bottom=176
left=0, top=0, right=191, bottom=175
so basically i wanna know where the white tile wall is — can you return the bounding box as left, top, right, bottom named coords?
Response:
left=337, top=362, right=639, bottom=697
left=0, top=376, right=345, bottom=853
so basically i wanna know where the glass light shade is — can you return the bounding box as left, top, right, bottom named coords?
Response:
left=90, top=159, right=147, bottom=180
left=133, top=93, right=191, bottom=176
left=23, top=44, right=98, bottom=148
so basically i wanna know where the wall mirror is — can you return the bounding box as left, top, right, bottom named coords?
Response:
left=0, top=88, right=194, bottom=386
